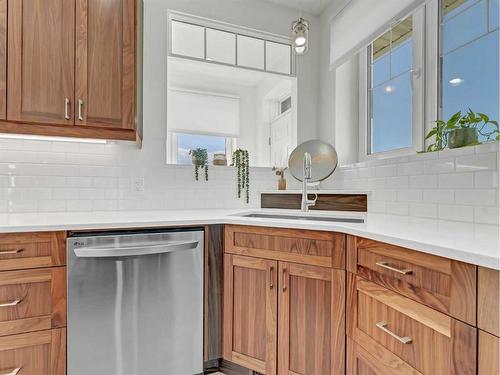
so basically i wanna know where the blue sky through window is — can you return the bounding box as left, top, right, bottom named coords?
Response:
left=176, top=133, right=226, bottom=165
left=442, top=0, right=499, bottom=142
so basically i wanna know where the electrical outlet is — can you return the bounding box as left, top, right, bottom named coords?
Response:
left=133, top=178, right=145, bottom=193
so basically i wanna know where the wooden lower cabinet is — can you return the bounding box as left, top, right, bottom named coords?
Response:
left=0, top=328, right=66, bottom=375
left=347, top=274, right=477, bottom=374
left=223, top=254, right=278, bottom=374
left=278, top=262, right=345, bottom=375
left=223, top=254, right=345, bottom=375
left=478, top=330, right=499, bottom=375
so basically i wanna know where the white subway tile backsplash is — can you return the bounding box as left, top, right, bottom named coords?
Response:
left=454, top=189, right=497, bottom=206
left=474, top=170, right=499, bottom=188
left=456, top=153, right=497, bottom=172
left=397, top=161, right=424, bottom=176
left=422, top=189, right=455, bottom=204
left=397, top=189, right=423, bottom=203
left=474, top=206, right=499, bottom=225
left=438, top=173, right=474, bottom=189
left=386, top=202, right=409, bottom=216
left=438, top=204, right=474, bottom=222
left=386, top=176, right=409, bottom=189
left=375, top=165, right=397, bottom=177
left=409, top=203, right=438, bottom=218
left=410, top=175, right=438, bottom=189
left=424, top=158, right=455, bottom=174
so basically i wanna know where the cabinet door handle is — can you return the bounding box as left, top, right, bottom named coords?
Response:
left=78, top=99, right=84, bottom=121
left=0, top=299, right=22, bottom=308
left=269, top=266, right=274, bottom=289
left=376, top=321, right=412, bottom=344
left=375, top=261, right=413, bottom=275
left=282, top=268, right=287, bottom=291
left=0, top=248, right=23, bottom=256
left=0, top=368, right=21, bottom=375
left=65, top=98, right=71, bottom=120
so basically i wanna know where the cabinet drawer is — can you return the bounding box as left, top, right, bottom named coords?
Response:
left=225, top=225, right=345, bottom=269
left=0, top=328, right=65, bottom=375
left=0, top=232, right=66, bottom=272
left=347, top=236, right=476, bottom=324
left=0, top=268, right=66, bottom=336
left=347, top=275, right=476, bottom=374
left=347, top=338, right=420, bottom=375
left=478, top=330, right=499, bottom=375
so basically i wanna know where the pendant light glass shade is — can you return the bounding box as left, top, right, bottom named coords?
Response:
left=291, top=18, right=309, bottom=55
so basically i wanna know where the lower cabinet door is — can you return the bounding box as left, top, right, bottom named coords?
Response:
left=0, top=328, right=66, bottom=375
left=479, top=330, right=499, bottom=374
left=223, top=254, right=278, bottom=374
left=278, top=262, right=345, bottom=375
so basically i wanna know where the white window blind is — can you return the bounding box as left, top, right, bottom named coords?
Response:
left=330, top=0, right=426, bottom=69
left=167, top=89, right=240, bottom=137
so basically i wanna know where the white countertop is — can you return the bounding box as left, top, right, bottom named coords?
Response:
left=0, top=209, right=497, bottom=270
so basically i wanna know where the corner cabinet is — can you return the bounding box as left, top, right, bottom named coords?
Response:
left=0, top=0, right=139, bottom=142
left=223, top=225, right=346, bottom=375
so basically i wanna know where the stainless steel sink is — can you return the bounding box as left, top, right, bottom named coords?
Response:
left=240, top=213, right=365, bottom=223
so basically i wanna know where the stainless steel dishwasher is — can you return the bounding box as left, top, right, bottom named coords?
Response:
left=67, top=228, right=204, bottom=375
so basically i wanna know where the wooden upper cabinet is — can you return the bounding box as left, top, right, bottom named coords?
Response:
left=223, top=254, right=277, bottom=375
left=278, top=263, right=345, bottom=375
left=0, top=0, right=6, bottom=120
left=76, top=0, right=136, bottom=130
left=7, top=0, right=75, bottom=125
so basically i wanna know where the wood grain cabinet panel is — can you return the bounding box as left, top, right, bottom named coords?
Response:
left=478, top=330, right=499, bottom=375
left=478, top=267, right=499, bottom=337
left=223, top=254, right=277, bottom=374
left=347, top=274, right=477, bottom=374
left=0, top=232, right=66, bottom=272
left=225, top=225, right=345, bottom=269
left=0, top=328, right=66, bottom=375
left=76, top=0, right=136, bottom=130
left=7, top=0, right=75, bottom=125
left=0, top=267, right=66, bottom=337
left=278, top=262, right=345, bottom=375
left=347, top=236, right=476, bottom=325
left=0, top=0, right=6, bottom=119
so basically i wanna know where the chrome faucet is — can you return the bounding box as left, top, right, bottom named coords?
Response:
left=301, top=152, right=318, bottom=212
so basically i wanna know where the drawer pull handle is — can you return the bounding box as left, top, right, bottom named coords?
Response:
left=376, top=261, right=413, bottom=275
left=0, top=368, right=21, bottom=375
left=0, top=248, right=23, bottom=255
left=269, top=266, right=274, bottom=289
left=376, top=321, right=413, bottom=344
left=282, top=268, right=287, bottom=292
left=0, top=299, right=22, bottom=308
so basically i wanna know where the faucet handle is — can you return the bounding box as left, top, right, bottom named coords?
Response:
left=307, top=193, right=318, bottom=207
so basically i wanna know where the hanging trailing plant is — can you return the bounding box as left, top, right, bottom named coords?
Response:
left=189, top=148, right=208, bottom=181
left=232, top=149, right=250, bottom=203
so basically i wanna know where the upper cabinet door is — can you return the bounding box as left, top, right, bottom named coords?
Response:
left=76, top=0, right=136, bottom=130
left=7, top=0, right=75, bottom=125
left=0, top=0, right=6, bottom=120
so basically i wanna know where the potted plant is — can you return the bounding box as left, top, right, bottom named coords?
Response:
left=189, top=148, right=208, bottom=181
left=232, top=149, right=250, bottom=203
left=425, top=109, right=499, bottom=151
left=272, top=167, right=287, bottom=190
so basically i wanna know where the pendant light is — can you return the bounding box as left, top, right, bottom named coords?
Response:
left=291, top=18, right=309, bottom=55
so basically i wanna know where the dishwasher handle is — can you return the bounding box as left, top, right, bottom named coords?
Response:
left=73, top=240, right=199, bottom=258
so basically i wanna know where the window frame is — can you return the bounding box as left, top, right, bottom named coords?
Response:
left=358, top=5, right=427, bottom=161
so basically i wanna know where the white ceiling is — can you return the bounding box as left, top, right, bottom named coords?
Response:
left=262, top=0, right=333, bottom=16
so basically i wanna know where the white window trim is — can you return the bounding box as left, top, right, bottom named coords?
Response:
left=358, top=5, right=427, bottom=161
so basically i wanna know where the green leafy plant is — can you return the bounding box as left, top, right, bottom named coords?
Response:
left=189, top=148, right=208, bottom=181
left=425, top=109, right=499, bottom=152
left=232, top=149, right=250, bottom=203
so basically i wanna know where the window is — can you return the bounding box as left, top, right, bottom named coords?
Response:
left=440, top=0, right=499, bottom=141
left=364, top=9, right=425, bottom=158
left=173, top=133, right=232, bottom=165
left=280, top=96, right=292, bottom=114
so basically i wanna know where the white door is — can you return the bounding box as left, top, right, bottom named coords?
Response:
left=270, top=110, right=293, bottom=166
